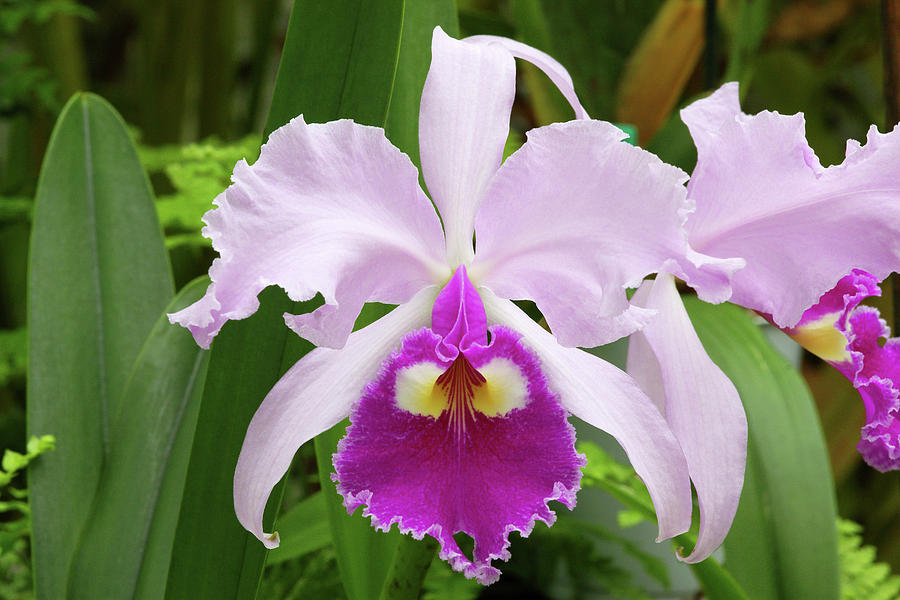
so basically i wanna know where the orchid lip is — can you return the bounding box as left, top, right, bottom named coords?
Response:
left=333, top=326, right=584, bottom=584
left=436, top=353, right=485, bottom=440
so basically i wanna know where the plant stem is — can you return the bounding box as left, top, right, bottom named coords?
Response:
left=378, top=535, right=439, bottom=600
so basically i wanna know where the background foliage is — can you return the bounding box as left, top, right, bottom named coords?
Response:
left=2, top=0, right=898, bottom=598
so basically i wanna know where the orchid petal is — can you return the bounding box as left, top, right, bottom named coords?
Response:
left=418, top=27, right=515, bottom=266
left=233, top=286, right=438, bottom=547
left=627, top=275, right=747, bottom=562
left=481, top=291, right=693, bottom=541
left=472, top=119, right=742, bottom=348
left=168, top=117, right=447, bottom=349
left=464, top=34, right=589, bottom=120
left=683, top=82, right=900, bottom=327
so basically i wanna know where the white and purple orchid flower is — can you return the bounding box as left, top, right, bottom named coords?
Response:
left=170, top=28, right=747, bottom=583
left=669, top=82, right=900, bottom=472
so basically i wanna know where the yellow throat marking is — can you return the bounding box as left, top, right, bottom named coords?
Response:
left=789, top=311, right=851, bottom=363
left=394, top=356, right=528, bottom=431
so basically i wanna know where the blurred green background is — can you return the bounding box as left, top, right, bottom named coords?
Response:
left=1, top=0, right=897, bottom=597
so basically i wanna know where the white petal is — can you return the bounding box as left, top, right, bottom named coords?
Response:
left=233, top=286, right=438, bottom=547
left=627, top=275, right=747, bottom=562
left=169, top=117, right=447, bottom=349
left=683, top=82, right=900, bottom=326
left=481, top=290, right=693, bottom=541
left=472, top=120, right=740, bottom=348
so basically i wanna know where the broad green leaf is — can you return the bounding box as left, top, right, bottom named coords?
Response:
left=27, top=93, right=173, bottom=600
left=283, top=1, right=408, bottom=597
left=385, top=0, right=459, bottom=165
left=266, top=492, right=331, bottom=565
left=313, top=301, right=404, bottom=600
left=684, top=298, right=840, bottom=600
left=422, top=560, right=482, bottom=600
left=264, top=0, right=405, bottom=139
left=163, top=288, right=313, bottom=600
left=163, top=2, right=406, bottom=599
left=69, top=277, right=209, bottom=600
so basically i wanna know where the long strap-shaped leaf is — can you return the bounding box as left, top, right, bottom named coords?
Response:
left=163, top=2, right=406, bottom=599
left=684, top=298, right=840, bottom=600
left=27, top=93, right=174, bottom=600
left=69, top=277, right=210, bottom=599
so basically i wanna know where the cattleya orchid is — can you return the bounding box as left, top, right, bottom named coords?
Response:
left=657, top=82, right=900, bottom=472
left=170, top=28, right=747, bottom=583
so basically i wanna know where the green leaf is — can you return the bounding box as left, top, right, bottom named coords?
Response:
left=27, top=93, right=173, bottom=600
left=68, top=277, right=210, bottom=600
left=162, top=2, right=406, bottom=599
left=163, top=288, right=314, bottom=600
left=517, top=0, right=663, bottom=120
left=0, top=327, right=28, bottom=387
left=683, top=298, right=840, bottom=600
left=720, top=0, right=771, bottom=82
left=384, top=0, right=459, bottom=165
left=264, top=0, right=405, bottom=139
left=266, top=492, right=331, bottom=565
left=838, top=519, right=900, bottom=600
left=0, top=196, right=32, bottom=223
left=579, top=441, right=749, bottom=600
left=511, top=0, right=583, bottom=125
left=315, top=422, right=402, bottom=600
left=312, top=306, right=404, bottom=600
left=422, top=559, right=481, bottom=600
left=378, top=534, right=439, bottom=600
left=25, top=435, right=56, bottom=457
left=1, top=451, right=27, bottom=474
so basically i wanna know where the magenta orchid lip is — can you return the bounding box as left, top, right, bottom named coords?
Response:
left=779, top=270, right=900, bottom=472
left=333, top=267, right=584, bottom=584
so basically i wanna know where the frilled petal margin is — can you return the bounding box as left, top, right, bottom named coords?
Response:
left=626, top=274, right=747, bottom=562
left=683, top=82, right=900, bottom=328
left=418, top=27, right=515, bottom=265
left=333, top=326, right=583, bottom=584
left=471, top=120, right=742, bottom=348
left=481, top=290, right=693, bottom=541
left=782, top=270, right=900, bottom=471
left=168, top=117, right=447, bottom=349
left=233, top=286, right=438, bottom=546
